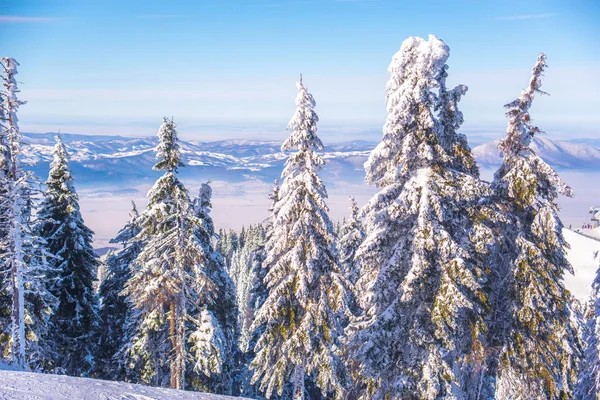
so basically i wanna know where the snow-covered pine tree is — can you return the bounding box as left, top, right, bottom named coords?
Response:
left=190, top=181, right=239, bottom=394
left=123, top=119, right=237, bottom=393
left=489, top=54, right=580, bottom=399
left=578, top=255, right=600, bottom=399
left=0, top=57, right=56, bottom=370
left=347, top=36, right=488, bottom=399
left=0, top=67, right=10, bottom=359
left=228, top=224, right=266, bottom=353
left=337, top=196, right=364, bottom=285
left=240, top=180, right=279, bottom=399
left=95, top=201, right=143, bottom=380
left=250, top=77, right=351, bottom=400
left=37, top=135, right=100, bottom=376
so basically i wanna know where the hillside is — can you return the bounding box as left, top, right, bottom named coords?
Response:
left=563, top=228, right=600, bottom=301
left=0, top=369, right=244, bottom=400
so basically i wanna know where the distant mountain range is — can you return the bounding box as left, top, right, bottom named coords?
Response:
left=473, top=136, right=600, bottom=169
left=21, top=132, right=600, bottom=190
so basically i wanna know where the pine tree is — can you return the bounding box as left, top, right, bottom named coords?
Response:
left=337, top=196, right=364, bottom=285
left=488, top=54, right=580, bottom=399
left=123, top=119, right=237, bottom=393
left=578, top=257, right=600, bottom=399
left=0, top=58, right=56, bottom=370
left=95, top=201, right=143, bottom=379
left=239, top=181, right=279, bottom=399
left=250, top=77, right=351, bottom=400
left=37, top=135, right=100, bottom=376
left=347, top=36, right=488, bottom=399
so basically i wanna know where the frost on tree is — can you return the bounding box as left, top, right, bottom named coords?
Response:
left=488, top=54, right=580, bottom=399
left=578, top=255, right=600, bottom=399
left=95, top=201, right=143, bottom=380
left=0, top=57, right=55, bottom=371
left=347, top=36, right=488, bottom=399
left=36, top=136, right=100, bottom=376
left=250, top=78, right=351, bottom=400
left=123, top=118, right=237, bottom=393
left=337, top=196, right=364, bottom=285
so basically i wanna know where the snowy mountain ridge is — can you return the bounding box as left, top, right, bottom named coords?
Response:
left=20, top=133, right=600, bottom=188
left=473, top=136, right=600, bottom=169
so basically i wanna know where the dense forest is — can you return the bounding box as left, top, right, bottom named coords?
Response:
left=1, top=35, right=599, bottom=399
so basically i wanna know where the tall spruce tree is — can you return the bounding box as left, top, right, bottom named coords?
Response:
left=95, top=201, right=143, bottom=379
left=487, top=54, right=580, bottom=399
left=347, top=36, right=488, bottom=399
left=123, top=118, right=237, bottom=393
left=250, top=77, right=351, bottom=400
left=37, top=135, right=100, bottom=376
left=0, top=58, right=55, bottom=370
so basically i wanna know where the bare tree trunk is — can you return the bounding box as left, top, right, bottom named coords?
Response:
left=293, top=359, right=305, bottom=400
left=177, top=305, right=186, bottom=390
left=169, top=302, right=180, bottom=389
left=9, top=186, right=25, bottom=369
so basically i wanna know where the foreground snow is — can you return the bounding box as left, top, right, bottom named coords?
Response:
left=564, top=228, right=600, bottom=301
left=0, top=370, right=245, bottom=400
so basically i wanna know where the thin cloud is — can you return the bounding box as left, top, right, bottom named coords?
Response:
left=0, top=16, right=58, bottom=23
left=137, top=14, right=186, bottom=19
left=494, top=13, right=556, bottom=21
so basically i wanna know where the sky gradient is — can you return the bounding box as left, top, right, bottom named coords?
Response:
left=2, top=0, right=599, bottom=142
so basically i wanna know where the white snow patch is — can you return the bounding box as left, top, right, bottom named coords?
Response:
left=0, top=369, right=247, bottom=400
left=563, top=228, right=600, bottom=301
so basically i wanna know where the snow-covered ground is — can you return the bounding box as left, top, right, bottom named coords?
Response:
left=563, top=228, right=600, bottom=301
left=0, top=369, right=245, bottom=400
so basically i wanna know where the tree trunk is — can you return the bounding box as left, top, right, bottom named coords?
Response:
left=293, top=360, right=305, bottom=400
left=169, top=302, right=180, bottom=389
left=9, top=189, right=25, bottom=369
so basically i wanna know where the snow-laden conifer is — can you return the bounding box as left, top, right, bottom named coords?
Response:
left=347, top=36, right=488, bottom=399
left=123, top=119, right=237, bottom=393
left=578, top=256, right=600, bottom=399
left=0, top=58, right=56, bottom=371
left=337, top=196, right=364, bottom=285
left=488, top=54, right=580, bottom=399
left=37, top=136, right=100, bottom=376
left=250, top=78, right=351, bottom=400
left=95, top=201, right=143, bottom=380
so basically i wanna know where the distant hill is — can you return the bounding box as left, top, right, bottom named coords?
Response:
left=22, top=133, right=600, bottom=190
left=472, top=136, right=600, bottom=169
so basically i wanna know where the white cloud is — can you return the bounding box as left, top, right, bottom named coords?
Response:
left=494, top=13, right=556, bottom=21
left=0, top=16, right=58, bottom=23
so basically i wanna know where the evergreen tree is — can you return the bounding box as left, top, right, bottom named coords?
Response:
left=337, top=196, right=364, bottom=285
left=250, top=77, right=351, bottom=400
left=123, top=119, right=237, bottom=393
left=578, top=257, right=600, bottom=399
left=488, top=54, right=580, bottom=399
left=347, top=36, right=488, bottom=399
left=240, top=181, right=279, bottom=399
left=95, top=201, right=143, bottom=379
left=0, top=57, right=55, bottom=370
left=228, top=224, right=266, bottom=353
left=37, top=135, right=100, bottom=376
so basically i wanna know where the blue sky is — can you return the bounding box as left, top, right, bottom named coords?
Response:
left=1, top=0, right=599, bottom=142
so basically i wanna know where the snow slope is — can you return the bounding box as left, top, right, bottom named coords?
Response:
left=563, top=228, right=600, bottom=301
left=0, top=369, right=245, bottom=400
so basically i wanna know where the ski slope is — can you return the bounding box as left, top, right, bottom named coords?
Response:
left=0, top=369, right=244, bottom=400
left=563, top=228, right=600, bottom=301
